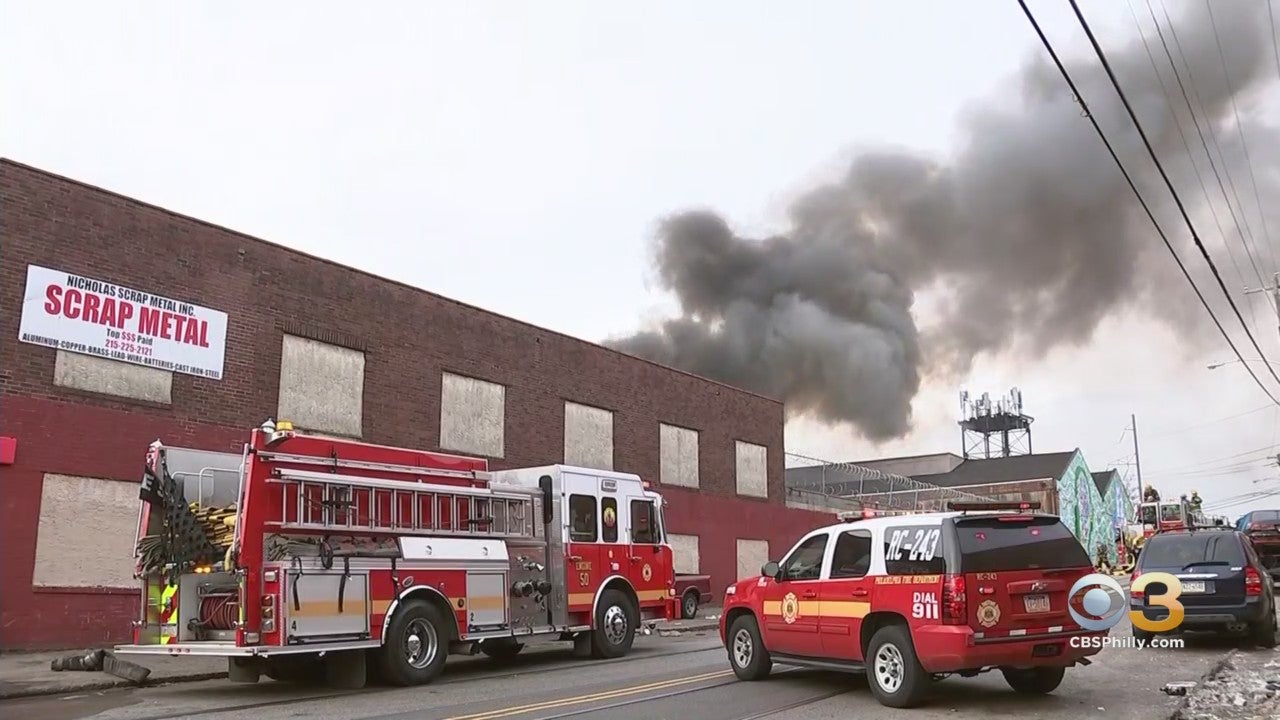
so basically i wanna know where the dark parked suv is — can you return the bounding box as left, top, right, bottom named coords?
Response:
left=1130, top=528, right=1276, bottom=647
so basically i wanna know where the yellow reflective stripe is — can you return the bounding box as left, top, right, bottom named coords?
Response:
left=762, top=600, right=869, bottom=618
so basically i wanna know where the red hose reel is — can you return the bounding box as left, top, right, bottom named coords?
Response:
left=199, top=594, right=238, bottom=631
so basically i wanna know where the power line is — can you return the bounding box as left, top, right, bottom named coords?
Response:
left=1145, top=402, right=1275, bottom=439
left=1126, top=0, right=1261, bottom=330
left=1156, top=0, right=1275, bottom=308
left=1064, top=0, right=1280, bottom=392
left=1157, top=1, right=1274, bottom=295
left=1270, top=1, right=1280, bottom=84
left=1013, top=0, right=1280, bottom=406
left=1204, top=0, right=1278, bottom=275
left=1142, top=442, right=1279, bottom=475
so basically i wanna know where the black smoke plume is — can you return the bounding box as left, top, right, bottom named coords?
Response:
left=606, top=1, right=1280, bottom=441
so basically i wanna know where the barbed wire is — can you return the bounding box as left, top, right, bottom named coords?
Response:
left=784, top=450, right=995, bottom=511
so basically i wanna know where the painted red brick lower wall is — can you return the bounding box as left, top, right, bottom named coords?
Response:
left=1, top=395, right=830, bottom=650
left=661, top=487, right=833, bottom=596
left=1, top=394, right=247, bottom=650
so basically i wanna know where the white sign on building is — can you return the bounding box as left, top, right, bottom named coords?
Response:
left=18, top=264, right=228, bottom=380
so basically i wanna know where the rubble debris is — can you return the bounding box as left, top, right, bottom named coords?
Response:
left=1162, top=682, right=1196, bottom=696
left=1174, top=650, right=1280, bottom=720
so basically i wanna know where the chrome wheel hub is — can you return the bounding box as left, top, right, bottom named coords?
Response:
left=603, top=604, right=629, bottom=645
left=405, top=619, right=438, bottom=669
left=732, top=628, right=753, bottom=667
left=874, top=643, right=905, bottom=694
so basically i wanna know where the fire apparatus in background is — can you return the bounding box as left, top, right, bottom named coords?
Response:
left=115, top=421, right=676, bottom=687
left=1125, top=493, right=1216, bottom=564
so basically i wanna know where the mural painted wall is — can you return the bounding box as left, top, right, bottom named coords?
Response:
left=1055, top=451, right=1116, bottom=563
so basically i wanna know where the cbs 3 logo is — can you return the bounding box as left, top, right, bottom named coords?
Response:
left=1067, top=572, right=1185, bottom=632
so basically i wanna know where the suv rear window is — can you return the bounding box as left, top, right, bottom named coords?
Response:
left=883, top=524, right=945, bottom=575
left=953, top=516, right=1090, bottom=572
left=1249, top=510, right=1280, bottom=522
left=1141, top=532, right=1246, bottom=568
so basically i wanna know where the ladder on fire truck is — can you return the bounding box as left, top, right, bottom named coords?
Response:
left=259, top=451, right=537, bottom=539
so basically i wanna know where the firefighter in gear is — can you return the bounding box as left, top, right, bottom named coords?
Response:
left=1143, top=484, right=1160, bottom=502
left=1189, top=490, right=1202, bottom=513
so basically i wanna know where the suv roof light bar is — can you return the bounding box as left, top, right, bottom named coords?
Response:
left=946, top=501, right=1041, bottom=512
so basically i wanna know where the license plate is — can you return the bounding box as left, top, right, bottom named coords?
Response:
left=1182, top=581, right=1206, bottom=593
left=1024, top=594, right=1050, bottom=613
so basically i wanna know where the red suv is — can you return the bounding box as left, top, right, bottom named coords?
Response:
left=719, top=502, right=1106, bottom=708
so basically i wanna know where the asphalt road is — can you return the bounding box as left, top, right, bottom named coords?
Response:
left=3, top=615, right=1265, bottom=720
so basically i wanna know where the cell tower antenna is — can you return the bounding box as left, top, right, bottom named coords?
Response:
left=959, top=386, right=1034, bottom=459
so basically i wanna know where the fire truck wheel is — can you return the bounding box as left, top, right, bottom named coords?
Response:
left=726, top=615, right=771, bottom=681
left=591, top=589, right=638, bottom=659
left=865, top=625, right=930, bottom=708
left=1001, top=666, right=1065, bottom=694
left=380, top=599, right=449, bottom=685
left=682, top=591, right=700, bottom=620
left=480, top=638, right=525, bottom=661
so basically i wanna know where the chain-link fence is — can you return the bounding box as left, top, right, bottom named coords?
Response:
left=785, top=451, right=994, bottom=513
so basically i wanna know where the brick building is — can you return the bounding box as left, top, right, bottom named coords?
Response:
left=0, top=160, right=831, bottom=650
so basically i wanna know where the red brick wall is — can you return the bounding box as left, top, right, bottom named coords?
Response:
left=0, top=159, right=794, bottom=649
left=663, top=487, right=832, bottom=595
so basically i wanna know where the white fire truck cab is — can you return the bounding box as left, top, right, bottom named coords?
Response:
left=115, top=421, right=676, bottom=687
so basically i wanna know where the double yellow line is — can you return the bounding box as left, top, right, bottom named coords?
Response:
left=443, top=669, right=734, bottom=720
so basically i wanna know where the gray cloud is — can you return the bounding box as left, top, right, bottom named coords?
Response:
left=606, top=1, right=1280, bottom=441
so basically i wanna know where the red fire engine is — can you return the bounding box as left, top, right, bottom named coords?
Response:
left=115, top=421, right=677, bottom=687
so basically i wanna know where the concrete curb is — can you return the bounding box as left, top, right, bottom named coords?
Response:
left=1168, top=650, right=1237, bottom=720
left=0, top=671, right=228, bottom=701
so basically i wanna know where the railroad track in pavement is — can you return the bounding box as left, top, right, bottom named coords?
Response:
left=117, top=643, right=723, bottom=720
left=441, top=667, right=853, bottom=720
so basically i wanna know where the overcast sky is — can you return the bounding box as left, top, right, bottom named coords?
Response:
left=5, top=1, right=1280, bottom=518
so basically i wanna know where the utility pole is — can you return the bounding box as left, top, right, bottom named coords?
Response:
left=1131, top=413, right=1143, bottom=507
left=1244, top=272, right=1280, bottom=338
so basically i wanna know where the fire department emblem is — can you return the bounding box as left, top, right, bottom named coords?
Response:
left=977, top=599, right=1001, bottom=628
left=642, top=563, right=653, bottom=582
left=781, top=592, right=800, bottom=624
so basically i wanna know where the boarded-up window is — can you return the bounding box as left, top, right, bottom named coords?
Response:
left=277, top=334, right=364, bottom=437
left=669, top=533, right=700, bottom=575
left=564, top=401, right=613, bottom=470
left=440, top=372, right=505, bottom=458
left=735, top=440, right=768, bottom=498
left=660, top=424, right=699, bottom=488
left=737, top=538, right=770, bottom=581
left=54, top=350, right=172, bottom=404
left=33, top=475, right=137, bottom=587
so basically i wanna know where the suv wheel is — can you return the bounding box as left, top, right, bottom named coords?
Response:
left=866, top=625, right=931, bottom=708
left=1002, top=666, right=1066, bottom=694
left=1251, top=611, right=1277, bottom=649
left=726, top=615, right=772, bottom=680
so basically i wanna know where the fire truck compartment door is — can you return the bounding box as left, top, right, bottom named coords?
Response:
left=467, top=572, right=509, bottom=627
left=401, top=537, right=509, bottom=563
left=288, top=572, right=370, bottom=639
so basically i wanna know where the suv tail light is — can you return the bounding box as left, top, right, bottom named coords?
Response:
left=1130, top=570, right=1144, bottom=599
left=941, top=574, right=966, bottom=625
left=1246, top=567, right=1264, bottom=596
